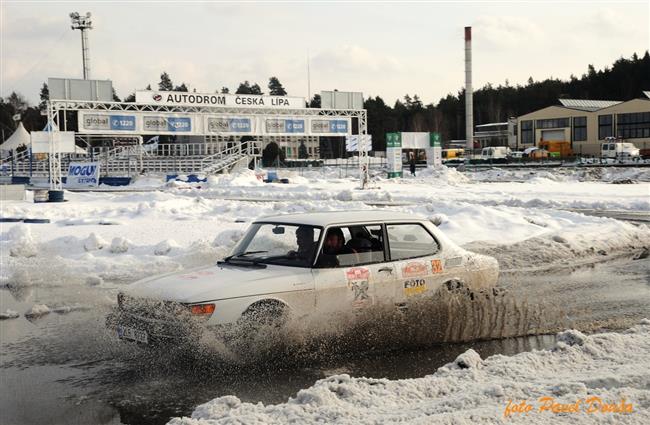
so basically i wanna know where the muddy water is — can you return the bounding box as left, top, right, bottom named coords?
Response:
left=1, top=255, right=648, bottom=425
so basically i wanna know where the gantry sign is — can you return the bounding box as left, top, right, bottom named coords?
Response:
left=46, top=91, right=370, bottom=188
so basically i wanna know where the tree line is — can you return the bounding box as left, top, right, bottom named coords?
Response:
left=2, top=51, right=648, bottom=150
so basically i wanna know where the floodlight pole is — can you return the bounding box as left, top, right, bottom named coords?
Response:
left=70, top=12, right=93, bottom=79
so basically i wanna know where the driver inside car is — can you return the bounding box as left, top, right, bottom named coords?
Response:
left=288, top=226, right=317, bottom=260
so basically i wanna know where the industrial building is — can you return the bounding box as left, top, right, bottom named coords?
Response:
left=474, top=120, right=517, bottom=149
left=514, top=93, right=650, bottom=155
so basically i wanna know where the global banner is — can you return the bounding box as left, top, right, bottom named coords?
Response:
left=78, top=112, right=352, bottom=136
left=205, top=116, right=255, bottom=134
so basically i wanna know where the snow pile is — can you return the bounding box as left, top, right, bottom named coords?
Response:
left=206, top=169, right=264, bottom=187
left=169, top=321, right=650, bottom=425
left=7, top=226, right=38, bottom=258
left=0, top=309, right=20, bottom=320
left=154, top=239, right=179, bottom=256
left=110, top=237, right=130, bottom=253
left=25, top=304, right=50, bottom=318
left=84, top=233, right=107, bottom=251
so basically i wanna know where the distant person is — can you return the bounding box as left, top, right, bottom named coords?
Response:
left=409, top=153, right=416, bottom=176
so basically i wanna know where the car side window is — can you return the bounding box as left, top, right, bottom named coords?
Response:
left=387, top=223, right=439, bottom=260
left=315, top=224, right=385, bottom=268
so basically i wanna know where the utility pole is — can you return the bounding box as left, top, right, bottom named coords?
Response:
left=70, top=12, right=93, bottom=79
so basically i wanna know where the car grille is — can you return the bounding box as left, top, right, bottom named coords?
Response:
left=117, top=293, right=188, bottom=320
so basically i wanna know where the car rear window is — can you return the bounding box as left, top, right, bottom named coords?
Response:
left=387, top=223, right=439, bottom=260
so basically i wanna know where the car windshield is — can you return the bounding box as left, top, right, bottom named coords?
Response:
left=227, top=223, right=322, bottom=268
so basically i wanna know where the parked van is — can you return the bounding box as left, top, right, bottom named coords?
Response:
left=601, top=138, right=640, bottom=160
left=481, top=146, right=511, bottom=160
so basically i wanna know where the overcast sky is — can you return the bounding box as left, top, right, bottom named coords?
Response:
left=1, top=1, right=648, bottom=106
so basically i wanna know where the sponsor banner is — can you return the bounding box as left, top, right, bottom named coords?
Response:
left=264, top=118, right=306, bottom=135
left=142, top=115, right=193, bottom=133
left=66, top=162, right=100, bottom=187
left=205, top=116, right=254, bottom=134
left=310, top=118, right=350, bottom=135
left=78, top=112, right=351, bottom=136
left=136, top=90, right=305, bottom=109
left=80, top=113, right=136, bottom=132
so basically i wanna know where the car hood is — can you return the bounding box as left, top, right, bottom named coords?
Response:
left=125, top=263, right=313, bottom=303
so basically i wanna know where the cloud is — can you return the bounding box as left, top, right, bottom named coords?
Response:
left=311, top=45, right=403, bottom=74
left=473, top=15, right=543, bottom=50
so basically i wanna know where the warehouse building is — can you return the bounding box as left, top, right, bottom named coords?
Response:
left=515, top=93, right=650, bottom=155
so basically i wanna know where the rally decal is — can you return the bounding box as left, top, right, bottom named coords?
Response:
left=404, top=278, right=427, bottom=296
left=401, top=261, right=428, bottom=278
left=345, top=267, right=371, bottom=309
left=431, top=259, right=444, bottom=274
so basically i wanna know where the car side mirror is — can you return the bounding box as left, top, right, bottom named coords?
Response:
left=272, top=226, right=285, bottom=234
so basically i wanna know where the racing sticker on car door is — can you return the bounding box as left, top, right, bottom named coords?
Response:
left=345, top=267, right=372, bottom=309
left=401, top=261, right=429, bottom=297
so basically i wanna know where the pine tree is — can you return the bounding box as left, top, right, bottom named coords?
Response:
left=268, top=77, right=287, bottom=96
left=7, top=92, right=28, bottom=112
left=174, top=83, right=188, bottom=92
left=39, top=83, right=49, bottom=110
left=159, top=72, right=173, bottom=91
left=221, top=87, right=229, bottom=94
left=112, top=87, right=121, bottom=102
left=250, top=83, right=263, bottom=95
left=145, top=84, right=152, bottom=90
left=236, top=81, right=253, bottom=94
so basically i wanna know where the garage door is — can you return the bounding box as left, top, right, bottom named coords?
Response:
left=541, top=130, right=565, bottom=141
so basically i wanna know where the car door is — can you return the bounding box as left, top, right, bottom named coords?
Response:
left=386, top=222, right=447, bottom=306
left=312, top=223, right=396, bottom=315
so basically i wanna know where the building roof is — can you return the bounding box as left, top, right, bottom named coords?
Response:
left=558, top=99, right=622, bottom=111
left=476, top=122, right=508, bottom=128
left=256, top=210, right=426, bottom=226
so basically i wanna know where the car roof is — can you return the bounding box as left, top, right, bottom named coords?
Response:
left=255, top=210, right=427, bottom=227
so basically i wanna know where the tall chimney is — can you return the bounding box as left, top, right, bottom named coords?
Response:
left=464, top=26, right=473, bottom=151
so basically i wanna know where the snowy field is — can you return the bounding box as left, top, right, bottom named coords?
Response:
left=1, top=165, right=649, bottom=424
left=1, top=166, right=648, bottom=289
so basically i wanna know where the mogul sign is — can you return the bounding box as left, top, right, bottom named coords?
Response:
left=135, top=91, right=305, bottom=109
left=66, top=162, right=100, bottom=187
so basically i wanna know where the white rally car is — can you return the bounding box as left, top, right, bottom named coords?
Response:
left=107, top=211, right=499, bottom=344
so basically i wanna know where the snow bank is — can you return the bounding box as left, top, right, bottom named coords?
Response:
left=169, top=321, right=650, bottom=424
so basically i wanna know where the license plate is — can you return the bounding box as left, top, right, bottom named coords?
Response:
left=116, top=325, right=149, bottom=344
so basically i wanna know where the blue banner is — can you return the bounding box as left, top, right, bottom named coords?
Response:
left=330, top=120, right=348, bottom=133
left=286, top=119, right=305, bottom=133
left=167, top=117, right=192, bottom=132
left=229, top=118, right=252, bottom=132
left=109, top=115, right=136, bottom=131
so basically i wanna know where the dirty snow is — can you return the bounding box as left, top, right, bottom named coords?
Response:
left=169, top=320, right=650, bottom=424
